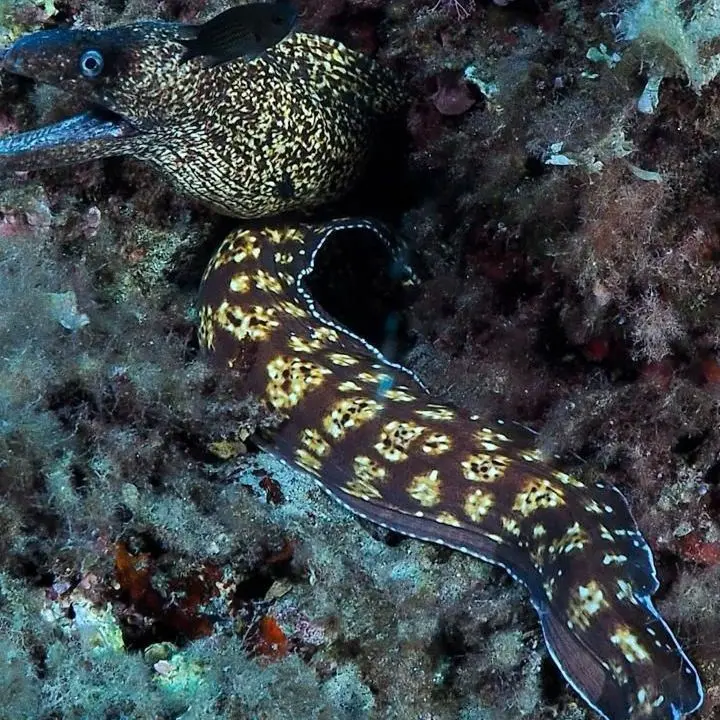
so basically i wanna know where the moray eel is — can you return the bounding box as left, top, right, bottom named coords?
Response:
left=0, top=14, right=705, bottom=720
left=0, top=17, right=402, bottom=217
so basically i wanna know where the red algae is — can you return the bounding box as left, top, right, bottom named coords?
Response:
left=252, top=615, right=290, bottom=662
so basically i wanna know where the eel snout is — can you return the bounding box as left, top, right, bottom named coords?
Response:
left=0, top=35, right=138, bottom=170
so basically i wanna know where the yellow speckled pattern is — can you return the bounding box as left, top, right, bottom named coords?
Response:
left=0, top=23, right=403, bottom=218
left=130, top=31, right=404, bottom=217
left=0, top=14, right=703, bottom=720
left=198, top=221, right=703, bottom=720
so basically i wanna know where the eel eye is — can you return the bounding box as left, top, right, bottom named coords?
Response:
left=79, top=49, right=104, bottom=78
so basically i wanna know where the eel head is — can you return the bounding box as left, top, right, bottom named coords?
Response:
left=0, top=18, right=403, bottom=217
left=0, top=22, right=198, bottom=169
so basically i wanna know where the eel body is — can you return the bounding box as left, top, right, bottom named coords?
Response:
left=197, top=220, right=702, bottom=720
left=0, top=13, right=704, bottom=720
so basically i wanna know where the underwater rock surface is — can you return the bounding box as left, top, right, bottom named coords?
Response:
left=1, top=0, right=720, bottom=718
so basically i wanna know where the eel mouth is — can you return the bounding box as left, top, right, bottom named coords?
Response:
left=0, top=106, right=138, bottom=156
left=0, top=46, right=139, bottom=169
left=0, top=104, right=139, bottom=169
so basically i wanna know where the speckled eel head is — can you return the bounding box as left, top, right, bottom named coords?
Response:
left=0, top=12, right=705, bottom=720
left=0, top=18, right=403, bottom=217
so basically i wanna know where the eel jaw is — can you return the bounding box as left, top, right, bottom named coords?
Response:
left=0, top=40, right=139, bottom=170
left=0, top=106, right=140, bottom=170
left=0, top=39, right=143, bottom=170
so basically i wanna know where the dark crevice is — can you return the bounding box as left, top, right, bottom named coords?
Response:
left=304, top=225, right=418, bottom=361
left=540, top=655, right=564, bottom=703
